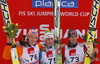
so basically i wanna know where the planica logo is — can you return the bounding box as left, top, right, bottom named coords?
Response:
left=32, top=0, right=78, bottom=8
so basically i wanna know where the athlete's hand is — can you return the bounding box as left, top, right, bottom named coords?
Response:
left=59, top=44, right=66, bottom=48
left=90, top=48, right=99, bottom=63
left=42, top=47, right=46, bottom=52
left=7, top=38, right=13, bottom=43
left=7, top=38, right=21, bottom=47
left=15, top=41, right=21, bottom=47
left=94, top=48, right=98, bottom=54
left=91, top=58, right=99, bottom=63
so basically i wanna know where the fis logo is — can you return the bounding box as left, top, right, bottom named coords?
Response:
left=32, top=0, right=78, bottom=8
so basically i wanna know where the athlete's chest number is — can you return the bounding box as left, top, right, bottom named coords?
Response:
left=30, top=54, right=38, bottom=61
left=70, top=57, right=79, bottom=62
left=48, top=58, right=56, bottom=64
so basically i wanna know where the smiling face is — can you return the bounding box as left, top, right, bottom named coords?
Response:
left=28, top=34, right=38, bottom=46
left=69, top=34, right=78, bottom=45
left=27, top=29, right=38, bottom=46
left=45, top=37, right=54, bottom=47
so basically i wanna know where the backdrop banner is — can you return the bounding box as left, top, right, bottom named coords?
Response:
left=0, top=0, right=100, bottom=64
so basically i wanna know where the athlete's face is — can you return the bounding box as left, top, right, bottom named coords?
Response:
left=45, top=37, right=54, bottom=47
left=69, top=35, right=77, bottom=45
left=28, top=34, right=38, bottom=45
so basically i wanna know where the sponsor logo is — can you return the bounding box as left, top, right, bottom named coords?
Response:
left=69, top=49, right=76, bottom=56
left=32, top=0, right=78, bottom=8
left=0, top=0, right=11, bottom=27
left=15, top=24, right=98, bottom=44
left=57, top=49, right=61, bottom=54
left=46, top=51, right=53, bottom=57
left=28, top=48, right=35, bottom=54
left=88, top=0, right=99, bottom=39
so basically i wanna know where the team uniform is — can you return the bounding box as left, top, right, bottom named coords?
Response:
left=63, top=42, right=84, bottom=64
left=62, top=29, right=99, bottom=64
left=39, top=30, right=56, bottom=64
left=40, top=45, right=56, bottom=64
left=3, top=43, right=44, bottom=64
left=3, top=28, right=45, bottom=64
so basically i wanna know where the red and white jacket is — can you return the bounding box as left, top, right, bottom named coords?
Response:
left=62, top=43, right=84, bottom=64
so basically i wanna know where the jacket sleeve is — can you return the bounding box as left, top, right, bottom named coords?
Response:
left=3, top=45, right=23, bottom=60
left=37, top=43, right=45, bottom=51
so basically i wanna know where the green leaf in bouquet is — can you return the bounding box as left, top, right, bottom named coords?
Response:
left=2, top=23, right=18, bottom=38
left=94, top=40, right=99, bottom=44
left=82, top=34, right=99, bottom=44
left=82, top=34, right=87, bottom=42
